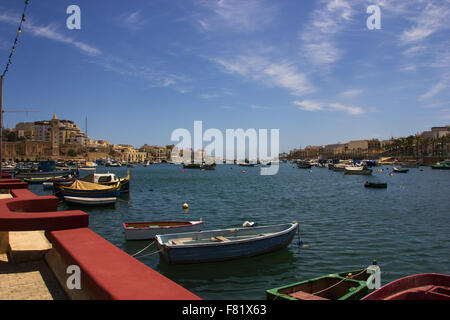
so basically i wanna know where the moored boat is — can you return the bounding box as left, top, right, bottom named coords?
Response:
left=123, top=220, right=204, bottom=241
left=64, top=196, right=117, bottom=206
left=266, top=265, right=377, bottom=300
left=80, top=171, right=130, bottom=193
left=297, top=161, right=312, bottom=169
left=24, top=176, right=63, bottom=184
left=432, top=161, right=450, bottom=170
left=57, top=180, right=120, bottom=198
left=364, top=181, right=387, bottom=188
left=15, top=169, right=76, bottom=179
left=344, top=166, right=372, bottom=175
left=393, top=167, right=408, bottom=173
left=362, top=273, right=450, bottom=300
left=183, top=163, right=202, bottom=169
left=156, top=222, right=299, bottom=264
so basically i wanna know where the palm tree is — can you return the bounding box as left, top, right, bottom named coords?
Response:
left=414, top=134, right=422, bottom=157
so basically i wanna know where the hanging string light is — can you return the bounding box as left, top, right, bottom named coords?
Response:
left=1, top=0, right=30, bottom=78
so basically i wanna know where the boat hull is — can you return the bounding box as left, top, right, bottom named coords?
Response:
left=362, top=273, right=450, bottom=300
left=364, top=182, right=387, bottom=188
left=344, top=168, right=372, bottom=175
left=266, top=268, right=374, bottom=300
left=432, top=166, right=450, bottom=170
left=156, top=223, right=298, bottom=264
left=123, top=221, right=204, bottom=241
left=64, top=196, right=116, bottom=206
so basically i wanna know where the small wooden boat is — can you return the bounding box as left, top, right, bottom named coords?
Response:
left=364, top=181, right=387, bottom=188
left=432, top=161, right=450, bottom=170
left=64, top=196, right=117, bottom=206
left=24, top=176, right=63, bottom=184
left=297, top=161, right=312, bottom=169
left=155, top=222, right=299, bottom=264
left=393, top=167, right=408, bottom=173
left=80, top=171, right=130, bottom=193
left=344, top=166, right=372, bottom=175
left=332, top=164, right=347, bottom=172
left=362, top=273, right=450, bottom=300
left=183, top=163, right=202, bottom=169
left=266, top=266, right=376, bottom=300
left=15, top=169, right=75, bottom=179
left=57, top=180, right=121, bottom=198
left=201, top=163, right=216, bottom=170
left=123, top=220, right=204, bottom=241
left=238, top=162, right=258, bottom=167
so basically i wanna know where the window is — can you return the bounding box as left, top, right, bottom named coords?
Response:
left=98, top=176, right=112, bottom=183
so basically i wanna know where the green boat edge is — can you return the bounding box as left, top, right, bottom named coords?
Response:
left=266, top=268, right=375, bottom=301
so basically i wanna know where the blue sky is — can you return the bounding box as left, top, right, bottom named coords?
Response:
left=1, top=0, right=449, bottom=152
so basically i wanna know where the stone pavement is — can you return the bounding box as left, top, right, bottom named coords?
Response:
left=0, top=231, right=68, bottom=300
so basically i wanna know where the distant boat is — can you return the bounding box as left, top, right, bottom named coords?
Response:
left=155, top=222, right=299, bottom=264
left=344, top=166, right=372, bottom=175
left=364, top=181, right=387, bottom=189
left=238, top=163, right=258, bottom=167
left=78, top=161, right=97, bottom=171
left=57, top=180, right=120, bottom=198
left=123, top=220, right=204, bottom=241
left=105, top=161, right=121, bottom=167
left=183, top=163, right=202, bottom=169
left=393, top=167, right=408, bottom=173
left=64, top=196, right=117, bottom=206
left=266, top=265, right=377, bottom=300
left=15, top=169, right=75, bottom=179
left=201, top=163, right=216, bottom=170
left=432, top=161, right=450, bottom=170
left=362, top=273, right=450, bottom=300
left=297, top=161, right=312, bottom=169
left=24, top=176, right=63, bottom=184
left=332, top=163, right=347, bottom=172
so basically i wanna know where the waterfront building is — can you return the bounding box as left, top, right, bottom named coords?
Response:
left=139, top=144, right=174, bottom=162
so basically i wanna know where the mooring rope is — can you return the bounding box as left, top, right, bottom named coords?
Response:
left=134, top=248, right=163, bottom=258
left=131, top=240, right=155, bottom=257
left=312, top=268, right=368, bottom=296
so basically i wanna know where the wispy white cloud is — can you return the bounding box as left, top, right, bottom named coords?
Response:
left=399, top=3, right=450, bottom=43
left=93, top=55, right=189, bottom=89
left=339, top=89, right=364, bottom=98
left=249, top=105, right=271, bottom=110
left=402, top=45, right=427, bottom=57
left=195, top=0, right=278, bottom=33
left=294, top=100, right=364, bottom=115
left=0, top=12, right=101, bottom=56
left=199, top=88, right=233, bottom=99
left=212, top=54, right=315, bottom=95
left=420, top=82, right=447, bottom=100
left=119, top=10, right=147, bottom=31
left=298, top=0, right=354, bottom=68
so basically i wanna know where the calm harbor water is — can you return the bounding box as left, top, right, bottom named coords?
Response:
left=31, top=163, right=450, bottom=300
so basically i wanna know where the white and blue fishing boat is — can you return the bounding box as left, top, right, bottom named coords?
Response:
left=155, top=222, right=299, bottom=264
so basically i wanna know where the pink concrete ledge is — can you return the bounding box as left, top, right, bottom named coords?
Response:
left=46, top=228, right=202, bottom=300
left=0, top=181, right=89, bottom=231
